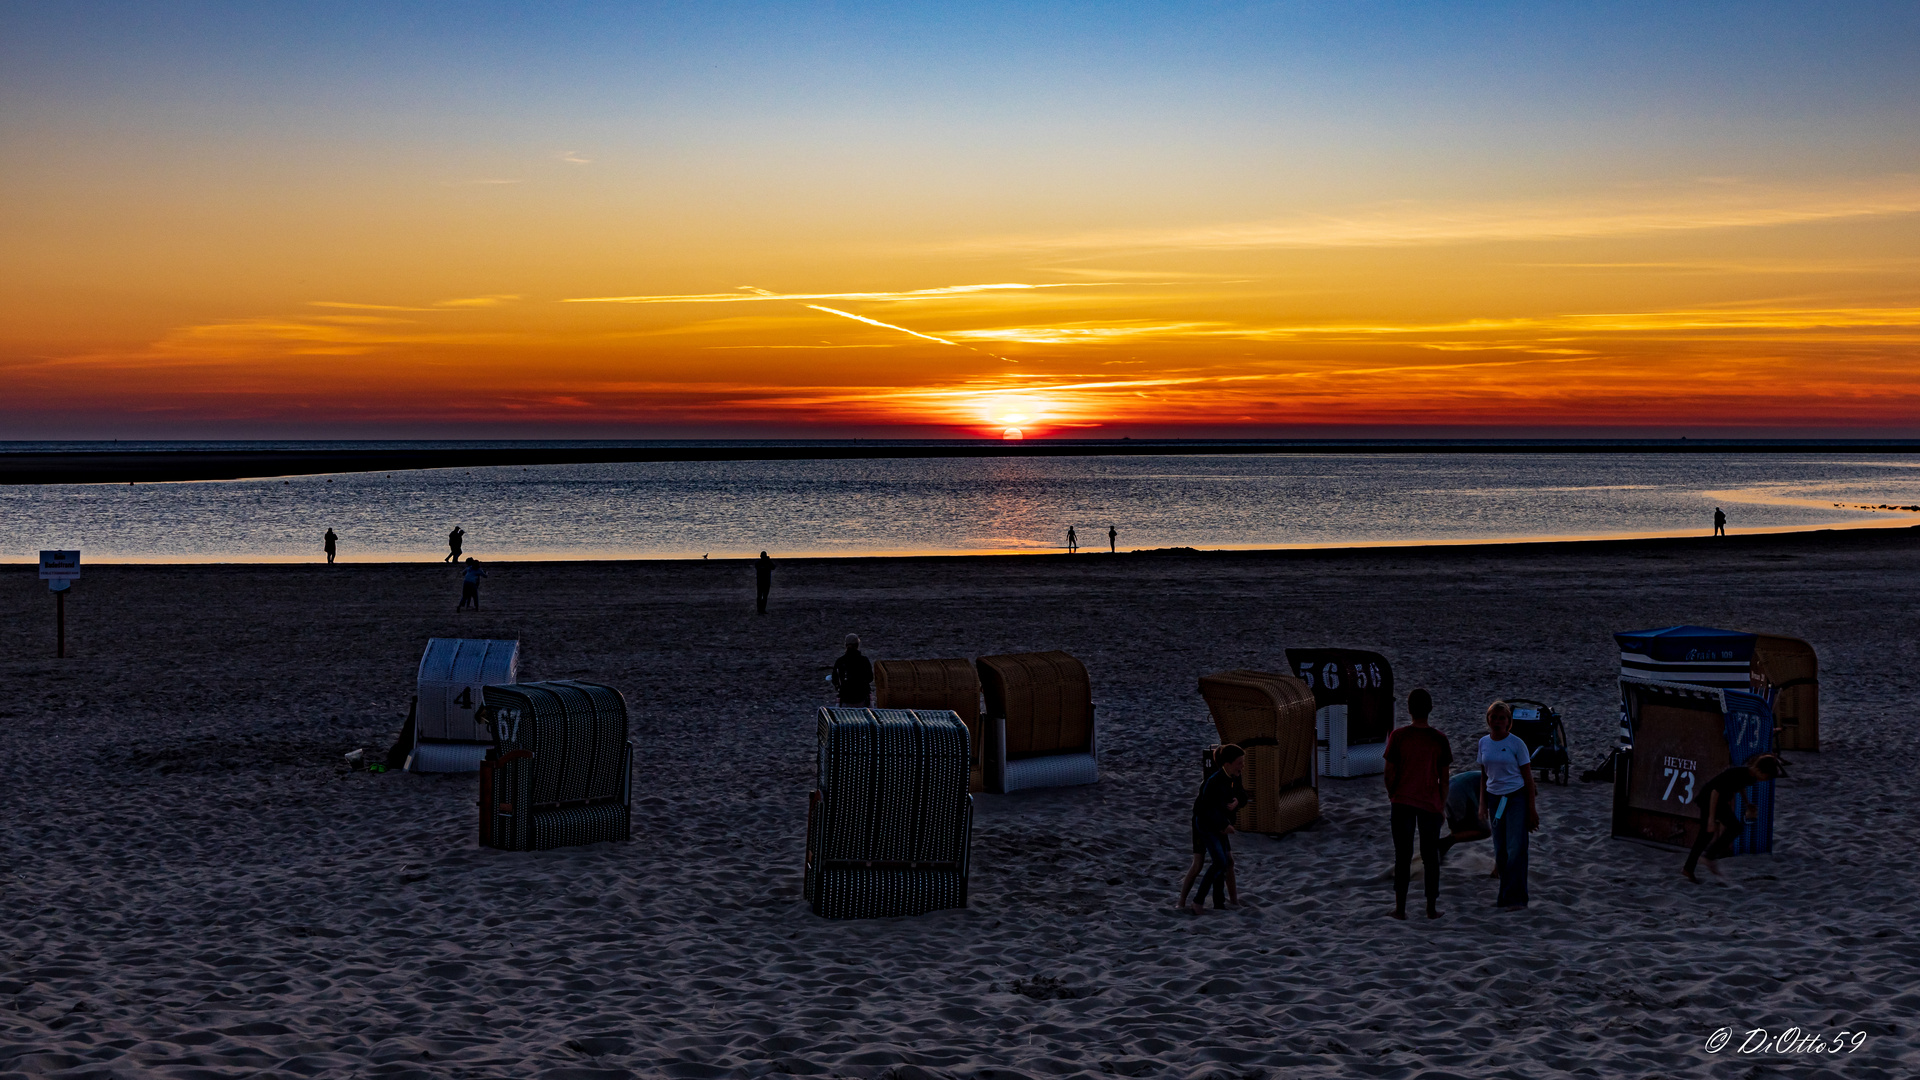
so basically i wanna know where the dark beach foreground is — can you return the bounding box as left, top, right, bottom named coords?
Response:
left=3, top=529, right=1917, bottom=1078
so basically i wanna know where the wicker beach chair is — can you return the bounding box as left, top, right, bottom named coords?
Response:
left=804, top=708, right=974, bottom=919
left=406, top=638, right=519, bottom=773
left=873, top=658, right=986, bottom=791
left=976, top=651, right=1098, bottom=794
left=477, top=681, right=634, bottom=851
left=1197, top=670, right=1319, bottom=836
left=1750, top=633, right=1818, bottom=752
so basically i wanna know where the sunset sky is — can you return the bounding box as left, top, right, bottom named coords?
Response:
left=5, top=2, right=1920, bottom=439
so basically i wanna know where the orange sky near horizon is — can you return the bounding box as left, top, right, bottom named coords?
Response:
left=6, top=5, right=1920, bottom=439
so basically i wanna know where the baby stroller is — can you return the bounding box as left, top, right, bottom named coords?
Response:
left=1507, top=699, right=1571, bottom=785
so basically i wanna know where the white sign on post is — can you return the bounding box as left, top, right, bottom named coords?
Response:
left=40, top=550, right=80, bottom=592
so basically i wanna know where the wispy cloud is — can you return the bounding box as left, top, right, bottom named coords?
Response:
left=561, top=282, right=1115, bottom=304
left=436, top=294, right=522, bottom=308
left=943, top=176, right=1920, bottom=255
left=805, top=305, right=965, bottom=347
left=559, top=151, right=591, bottom=165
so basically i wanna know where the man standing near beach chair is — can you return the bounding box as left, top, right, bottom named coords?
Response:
left=1478, top=701, right=1537, bottom=911
left=831, top=634, right=872, bottom=706
left=1384, top=688, right=1451, bottom=920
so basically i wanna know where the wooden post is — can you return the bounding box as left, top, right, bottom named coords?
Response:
left=56, top=589, right=66, bottom=659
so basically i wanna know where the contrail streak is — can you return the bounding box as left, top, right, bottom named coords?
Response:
left=805, top=305, right=964, bottom=347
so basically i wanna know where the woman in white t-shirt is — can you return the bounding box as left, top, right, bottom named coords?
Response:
left=1477, top=700, right=1537, bottom=911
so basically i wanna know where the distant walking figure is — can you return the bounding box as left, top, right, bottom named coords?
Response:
left=445, top=526, right=465, bottom=563
left=1712, top=508, right=1727, bottom=536
left=832, top=634, right=873, bottom=706
left=1108, top=525, right=1117, bottom=553
left=755, top=551, right=774, bottom=613
left=457, top=557, right=487, bottom=611
left=1067, top=526, right=1078, bottom=553
left=323, top=528, right=337, bottom=565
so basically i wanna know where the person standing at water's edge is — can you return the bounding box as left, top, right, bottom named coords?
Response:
left=1108, top=525, right=1117, bottom=553
left=1478, top=701, right=1537, bottom=911
left=755, top=551, right=773, bottom=614
left=1384, top=688, right=1452, bottom=920
left=1713, top=507, right=1727, bottom=536
left=446, top=526, right=465, bottom=563
left=457, top=557, right=487, bottom=611
left=323, top=528, right=337, bottom=565
left=831, top=634, right=872, bottom=706
left=1067, top=526, right=1078, bottom=553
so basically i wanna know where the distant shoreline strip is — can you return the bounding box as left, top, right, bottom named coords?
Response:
left=5, top=438, right=1920, bottom=485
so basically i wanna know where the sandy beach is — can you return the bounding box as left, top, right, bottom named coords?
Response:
left=3, top=528, right=1916, bottom=1079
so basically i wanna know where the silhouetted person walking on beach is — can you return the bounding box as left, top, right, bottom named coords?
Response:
left=323, top=528, right=337, bottom=565
left=1108, top=525, right=1117, bottom=553
left=1713, top=508, right=1726, bottom=536
left=756, top=551, right=773, bottom=613
left=832, top=634, right=872, bottom=706
left=1384, top=688, right=1451, bottom=920
left=1067, top=526, right=1078, bottom=553
left=446, top=526, right=465, bottom=563
left=457, top=557, right=486, bottom=610
left=1683, top=754, right=1784, bottom=882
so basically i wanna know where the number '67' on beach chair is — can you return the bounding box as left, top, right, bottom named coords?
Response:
left=477, top=681, right=634, bottom=851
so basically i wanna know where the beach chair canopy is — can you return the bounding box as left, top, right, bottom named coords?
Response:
left=1283, top=648, right=1395, bottom=747
left=874, top=658, right=985, bottom=788
left=1615, top=626, right=1755, bottom=689
left=1750, top=633, right=1819, bottom=751
left=977, top=651, right=1092, bottom=759
left=417, top=638, right=519, bottom=742
left=1198, top=670, right=1320, bottom=835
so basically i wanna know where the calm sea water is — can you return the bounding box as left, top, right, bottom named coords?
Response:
left=5, top=454, right=1919, bottom=563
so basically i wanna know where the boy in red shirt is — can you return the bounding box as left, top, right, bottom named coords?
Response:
left=1384, top=688, right=1453, bottom=919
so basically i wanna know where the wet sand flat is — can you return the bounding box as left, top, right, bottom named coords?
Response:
left=3, top=529, right=1917, bottom=1079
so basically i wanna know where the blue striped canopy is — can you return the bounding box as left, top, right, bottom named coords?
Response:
left=1614, top=625, right=1756, bottom=664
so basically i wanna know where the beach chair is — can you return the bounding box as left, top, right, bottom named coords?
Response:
left=976, top=651, right=1098, bottom=794
left=405, top=638, right=519, bottom=773
left=873, top=658, right=986, bottom=791
left=1506, top=699, right=1571, bottom=785
left=1612, top=679, right=1775, bottom=855
left=1614, top=626, right=1757, bottom=749
left=1197, top=670, right=1319, bottom=835
left=804, top=708, right=974, bottom=919
left=1750, top=633, right=1819, bottom=752
left=477, top=681, right=634, bottom=851
left=1284, top=648, right=1394, bottom=778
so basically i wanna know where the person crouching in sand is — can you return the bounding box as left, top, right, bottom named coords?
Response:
left=1184, top=744, right=1244, bottom=914
left=1437, top=769, right=1492, bottom=864
left=1478, top=700, right=1537, bottom=911
left=1683, top=754, right=1785, bottom=883
left=1384, top=688, right=1452, bottom=920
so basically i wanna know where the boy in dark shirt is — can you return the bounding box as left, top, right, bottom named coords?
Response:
left=1178, top=758, right=1247, bottom=910
left=1683, top=754, right=1784, bottom=882
left=1186, top=743, right=1244, bottom=915
left=1384, top=688, right=1453, bottom=919
left=831, top=634, right=873, bottom=706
